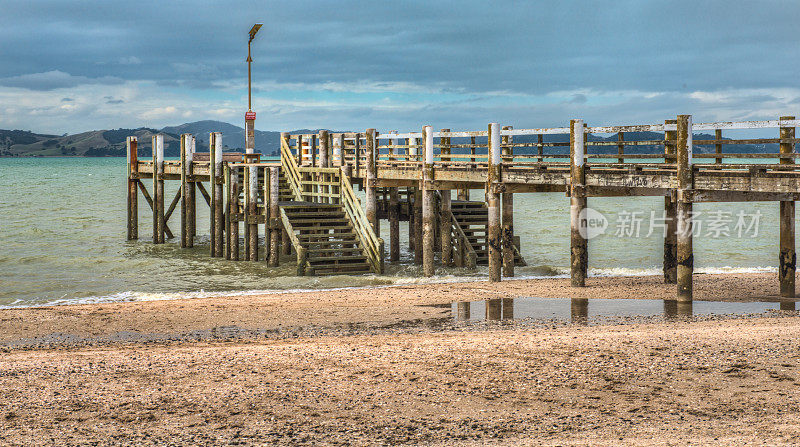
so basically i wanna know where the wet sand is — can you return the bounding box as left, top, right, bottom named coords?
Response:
left=0, top=273, right=799, bottom=445
left=0, top=272, right=791, bottom=344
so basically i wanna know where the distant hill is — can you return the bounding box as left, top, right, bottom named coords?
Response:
left=0, top=121, right=776, bottom=157
left=0, top=120, right=308, bottom=157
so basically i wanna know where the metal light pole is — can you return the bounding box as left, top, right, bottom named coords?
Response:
left=247, top=23, right=262, bottom=112
left=245, top=24, right=262, bottom=261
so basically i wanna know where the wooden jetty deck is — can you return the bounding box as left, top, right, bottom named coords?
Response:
left=126, top=115, right=800, bottom=301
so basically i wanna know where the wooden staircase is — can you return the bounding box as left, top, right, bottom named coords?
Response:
left=279, top=136, right=384, bottom=276
left=450, top=200, right=526, bottom=266
left=280, top=202, right=373, bottom=276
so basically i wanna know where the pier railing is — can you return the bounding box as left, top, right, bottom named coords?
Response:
left=281, top=119, right=800, bottom=174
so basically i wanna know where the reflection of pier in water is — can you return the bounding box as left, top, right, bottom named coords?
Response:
left=453, top=297, right=797, bottom=322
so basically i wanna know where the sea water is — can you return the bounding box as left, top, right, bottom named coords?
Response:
left=0, top=157, right=786, bottom=306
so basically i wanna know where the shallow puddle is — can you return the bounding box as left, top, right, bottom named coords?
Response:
left=451, top=297, right=798, bottom=323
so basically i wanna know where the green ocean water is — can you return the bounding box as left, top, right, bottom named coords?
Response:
left=0, top=157, right=785, bottom=306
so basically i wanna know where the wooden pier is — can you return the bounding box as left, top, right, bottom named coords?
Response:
left=126, top=115, right=800, bottom=301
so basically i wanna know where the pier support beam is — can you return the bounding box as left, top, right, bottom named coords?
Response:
left=440, top=189, right=452, bottom=266
left=422, top=126, right=436, bottom=276
left=408, top=137, right=421, bottom=262
left=365, top=128, right=379, bottom=234
left=268, top=166, right=281, bottom=267
left=211, top=132, right=224, bottom=257
left=187, top=136, right=196, bottom=247
left=663, top=120, right=677, bottom=283
left=439, top=130, right=452, bottom=267
left=676, top=115, right=694, bottom=301
left=181, top=135, right=189, bottom=248
left=501, top=126, right=514, bottom=277
left=126, top=136, right=138, bottom=240
left=779, top=116, right=796, bottom=297
left=570, top=120, right=587, bottom=287
left=389, top=186, right=400, bottom=262
left=228, top=165, right=240, bottom=260
left=152, top=134, right=165, bottom=244
left=487, top=123, right=502, bottom=282
left=245, top=166, right=258, bottom=261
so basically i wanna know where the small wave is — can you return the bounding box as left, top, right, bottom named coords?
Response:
left=1, top=265, right=779, bottom=309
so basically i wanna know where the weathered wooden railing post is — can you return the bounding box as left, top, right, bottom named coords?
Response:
left=389, top=132, right=401, bottom=262
left=487, top=123, right=502, bottom=282
left=152, top=134, right=165, bottom=244
left=410, top=136, right=423, bottom=264
left=268, top=166, right=281, bottom=266
left=422, top=125, right=436, bottom=276
left=617, top=132, right=625, bottom=164
left=676, top=115, right=694, bottom=301
left=211, top=132, right=224, bottom=257
left=126, top=136, right=138, bottom=240
left=457, top=136, right=471, bottom=200
left=366, top=128, right=379, bottom=234
left=228, top=164, right=240, bottom=260
left=334, top=133, right=344, bottom=167
left=570, top=119, right=587, bottom=286
left=779, top=116, right=796, bottom=297
left=501, top=125, right=515, bottom=277
left=664, top=119, right=677, bottom=283
left=439, top=129, right=453, bottom=266
left=319, top=130, right=330, bottom=203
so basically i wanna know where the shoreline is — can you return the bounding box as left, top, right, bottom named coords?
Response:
left=0, top=272, right=795, bottom=347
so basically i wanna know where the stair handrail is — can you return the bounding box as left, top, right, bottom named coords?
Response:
left=280, top=137, right=305, bottom=201
left=279, top=208, right=309, bottom=275
left=340, top=173, right=384, bottom=274
left=448, top=209, right=477, bottom=268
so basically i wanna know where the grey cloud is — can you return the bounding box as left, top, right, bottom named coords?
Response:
left=0, top=70, right=123, bottom=91
left=0, top=0, right=798, bottom=95
left=569, top=94, right=587, bottom=104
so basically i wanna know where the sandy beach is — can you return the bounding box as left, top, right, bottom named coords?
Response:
left=0, top=273, right=798, bottom=445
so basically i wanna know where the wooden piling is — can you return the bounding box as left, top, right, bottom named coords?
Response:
left=501, top=126, right=514, bottom=277
left=487, top=123, right=502, bottom=282
left=365, top=128, right=378, bottom=234
left=126, top=136, right=138, bottom=240
left=211, top=132, right=224, bottom=257
left=229, top=165, right=240, bottom=260
left=245, top=165, right=258, bottom=261
left=439, top=129, right=453, bottom=267
left=187, top=135, right=196, bottom=246
left=676, top=115, right=694, bottom=301
left=152, top=134, right=165, bottom=244
left=180, top=134, right=188, bottom=248
left=779, top=116, right=796, bottom=297
left=422, top=126, right=436, bottom=276
left=570, top=120, right=587, bottom=287
left=663, top=119, right=677, bottom=283
left=268, top=166, right=281, bottom=267
left=440, top=189, right=452, bottom=266
left=413, top=135, right=423, bottom=264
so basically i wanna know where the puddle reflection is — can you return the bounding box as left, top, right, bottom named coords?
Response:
left=452, top=297, right=797, bottom=322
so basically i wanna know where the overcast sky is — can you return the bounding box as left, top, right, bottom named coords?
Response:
left=2, top=0, right=800, bottom=134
